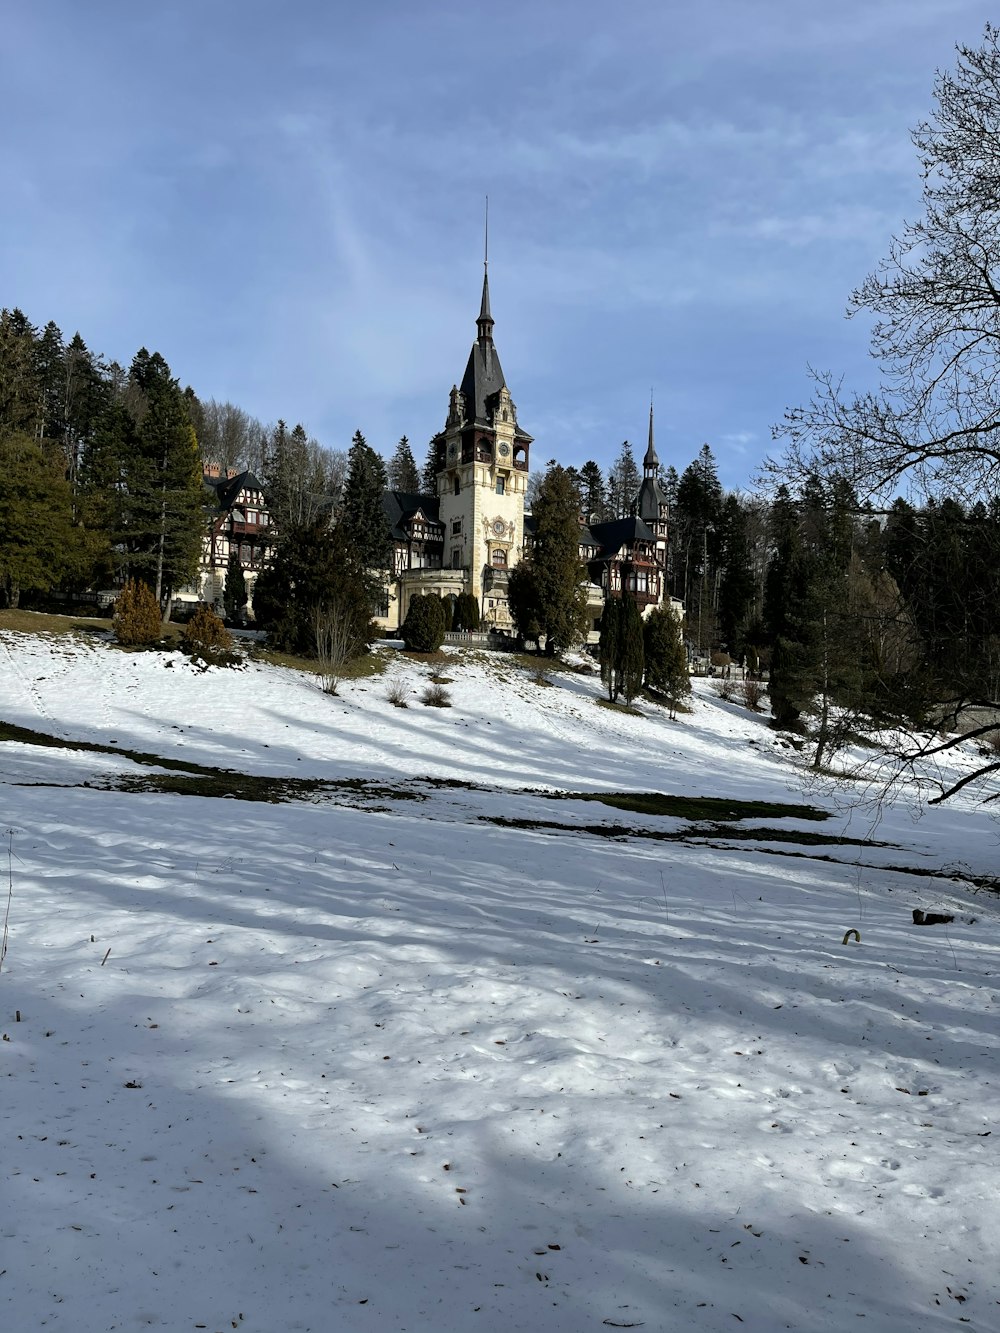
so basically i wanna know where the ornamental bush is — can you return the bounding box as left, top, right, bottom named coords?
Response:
left=402, top=594, right=446, bottom=652
left=181, top=604, right=233, bottom=658
left=113, top=578, right=162, bottom=647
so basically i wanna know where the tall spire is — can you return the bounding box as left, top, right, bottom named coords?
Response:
left=476, top=195, right=494, bottom=344
left=643, top=393, right=658, bottom=474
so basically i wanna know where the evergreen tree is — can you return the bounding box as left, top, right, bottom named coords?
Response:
left=579, top=460, right=607, bottom=522
left=599, top=595, right=622, bottom=701
left=223, top=550, right=247, bottom=623
left=401, top=594, right=445, bottom=652
left=387, top=435, right=420, bottom=492
left=620, top=595, right=645, bottom=704
left=644, top=603, right=690, bottom=717
left=598, top=595, right=645, bottom=704
left=0, top=308, right=42, bottom=437
left=523, top=463, right=590, bottom=655
left=507, top=562, right=544, bottom=646
left=674, top=444, right=723, bottom=618
left=607, top=440, right=640, bottom=517
left=254, top=519, right=374, bottom=657
left=124, top=349, right=204, bottom=614
left=717, top=494, right=757, bottom=659
left=0, top=434, right=84, bottom=608
left=340, top=430, right=392, bottom=612
left=421, top=435, right=445, bottom=492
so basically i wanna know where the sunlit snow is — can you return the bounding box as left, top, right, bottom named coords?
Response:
left=1, top=628, right=998, bottom=1332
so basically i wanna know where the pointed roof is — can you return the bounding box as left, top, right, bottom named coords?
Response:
left=460, top=265, right=507, bottom=426
left=643, top=400, right=658, bottom=472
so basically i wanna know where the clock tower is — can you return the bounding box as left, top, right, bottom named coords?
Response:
left=434, top=265, right=532, bottom=628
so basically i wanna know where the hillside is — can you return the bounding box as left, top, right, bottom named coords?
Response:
left=1, top=623, right=998, bottom=1333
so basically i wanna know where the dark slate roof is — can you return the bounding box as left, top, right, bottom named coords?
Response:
left=203, top=470, right=266, bottom=510
left=457, top=272, right=532, bottom=442
left=382, top=490, right=442, bottom=542
left=586, top=515, right=656, bottom=556
left=636, top=474, right=668, bottom=526
left=204, top=470, right=266, bottom=510
left=460, top=337, right=507, bottom=427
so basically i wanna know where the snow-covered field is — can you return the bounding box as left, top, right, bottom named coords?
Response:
left=1, top=626, right=998, bottom=1333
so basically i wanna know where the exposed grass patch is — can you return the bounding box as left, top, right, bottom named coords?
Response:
left=0, top=609, right=112, bottom=637
left=551, top=790, right=830, bottom=822
left=248, top=646, right=387, bottom=680
left=482, top=813, right=870, bottom=847
left=595, top=698, right=644, bottom=717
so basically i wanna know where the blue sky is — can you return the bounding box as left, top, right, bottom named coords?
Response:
left=3, top=1, right=995, bottom=489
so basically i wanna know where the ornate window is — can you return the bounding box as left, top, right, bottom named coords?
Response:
left=491, top=548, right=508, bottom=567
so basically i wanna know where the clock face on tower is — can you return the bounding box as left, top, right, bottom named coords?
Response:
left=492, top=518, right=506, bottom=537
left=498, top=442, right=511, bottom=458
left=447, top=441, right=458, bottom=462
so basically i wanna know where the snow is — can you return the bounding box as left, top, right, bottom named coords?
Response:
left=1, top=626, right=998, bottom=1332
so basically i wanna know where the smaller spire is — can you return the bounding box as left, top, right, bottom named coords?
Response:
left=643, top=394, right=658, bottom=473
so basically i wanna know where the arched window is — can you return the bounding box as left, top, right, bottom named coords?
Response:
left=491, top=547, right=508, bottom=567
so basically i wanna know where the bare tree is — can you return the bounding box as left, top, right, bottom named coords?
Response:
left=770, top=27, right=1000, bottom=506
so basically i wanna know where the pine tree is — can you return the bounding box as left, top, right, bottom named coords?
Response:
left=109, top=349, right=204, bottom=616
left=0, top=434, right=84, bottom=608
left=387, top=435, right=420, bottom=492
left=579, top=460, right=607, bottom=522
left=223, top=550, right=247, bottom=623
left=644, top=603, right=690, bottom=717
left=599, top=596, right=622, bottom=701
left=620, top=595, right=645, bottom=704
left=254, top=518, right=374, bottom=657
left=340, top=431, right=392, bottom=600
left=525, top=463, right=590, bottom=655
left=717, top=494, right=757, bottom=659
left=607, top=440, right=641, bottom=517
left=421, top=435, right=445, bottom=493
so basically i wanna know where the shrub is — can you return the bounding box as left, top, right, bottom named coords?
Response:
left=113, top=579, right=162, bottom=647
left=385, top=678, right=409, bottom=708
left=715, top=677, right=738, bottom=702
left=402, top=594, right=446, bottom=652
left=739, top=677, right=765, bottom=711
left=181, top=604, right=233, bottom=659
left=421, top=683, right=451, bottom=707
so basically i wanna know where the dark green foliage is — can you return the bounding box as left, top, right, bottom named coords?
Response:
left=439, top=595, right=454, bottom=633
left=340, top=430, right=393, bottom=612
left=607, top=440, right=641, bottom=518
left=644, top=603, right=690, bottom=715
left=579, top=460, right=607, bottom=521
left=401, top=594, right=446, bottom=652
left=113, top=578, right=162, bottom=647
left=599, top=595, right=645, bottom=704
left=388, top=435, right=420, bottom=492
left=620, top=596, right=645, bottom=704
left=0, top=434, right=85, bottom=608
left=507, top=562, right=544, bottom=645
left=223, top=550, right=247, bottom=623
left=421, top=434, right=445, bottom=492
left=717, top=494, right=756, bottom=658
left=599, top=595, right=621, bottom=701
left=452, top=591, right=480, bottom=632
left=254, top=519, right=375, bottom=657
left=521, top=463, right=590, bottom=655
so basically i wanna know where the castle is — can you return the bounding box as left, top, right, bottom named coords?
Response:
left=379, top=266, right=675, bottom=638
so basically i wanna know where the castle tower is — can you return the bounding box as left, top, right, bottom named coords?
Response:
left=635, top=398, right=669, bottom=554
left=435, top=263, right=533, bottom=627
